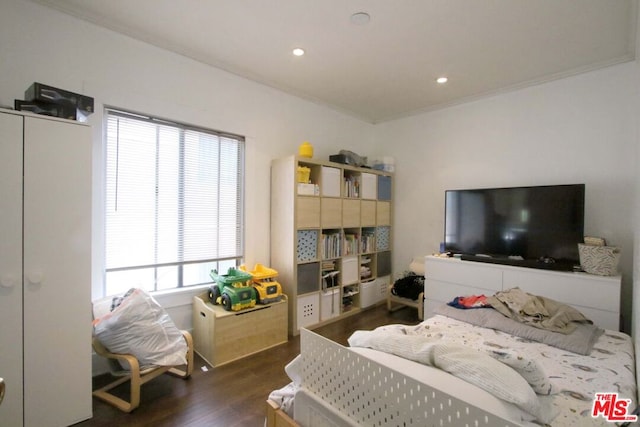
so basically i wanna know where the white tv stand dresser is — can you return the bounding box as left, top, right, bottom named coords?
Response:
left=424, top=255, right=621, bottom=331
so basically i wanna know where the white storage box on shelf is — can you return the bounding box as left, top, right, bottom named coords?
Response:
left=320, top=166, right=341, bottom=197
left=360, top=173, right=377, bottom=200
left=372, top=156, right=395, bottom=172
left=320, top=288, right=340, bottom=321
left=360, top=279, right=376, bottom=308
left=297, top=183, right=319, bottom=196
left=360, top=275, right=390, bottom=308
left=296, top=293, right=320, bottom=329
left=341, top=256, right=359, bottom=285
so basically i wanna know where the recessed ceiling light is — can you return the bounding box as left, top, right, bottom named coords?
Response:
left=436, top=77, right=448, bottom=84
left=292, top=48, right=305, bottom=57
left=350, top=12, right=371, bottom=25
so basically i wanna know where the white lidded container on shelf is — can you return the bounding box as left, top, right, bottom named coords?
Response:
left=372, top=156, right=395, bottom=172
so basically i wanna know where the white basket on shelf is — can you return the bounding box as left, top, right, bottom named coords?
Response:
left=578, top=244, right=620, bottom=276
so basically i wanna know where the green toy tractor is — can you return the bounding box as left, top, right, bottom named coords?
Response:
left=209, top=268, right=257, bottom=311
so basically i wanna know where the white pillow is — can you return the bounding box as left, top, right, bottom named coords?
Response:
left=432, top=344, right=552, bottom=423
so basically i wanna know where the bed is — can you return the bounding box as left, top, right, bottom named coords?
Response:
left=266, top=288, right=638, bottom=427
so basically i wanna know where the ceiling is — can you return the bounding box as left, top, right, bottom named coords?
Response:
left=32, top=0, right=637, bottom=123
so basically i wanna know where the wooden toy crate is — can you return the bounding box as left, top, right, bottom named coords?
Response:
left=193, top=292, right=288, bottom=367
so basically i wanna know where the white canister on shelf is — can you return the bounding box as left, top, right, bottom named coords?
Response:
left=373, top=156, right=395, bottom=172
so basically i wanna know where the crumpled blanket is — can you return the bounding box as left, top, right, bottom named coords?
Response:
left=267, top=355, right=303, bottom=418
left=348, top=326, right=557, bottom=424
left=434, top=303, right=603, bottom=355
left=486, top=287, right=591, bottom=334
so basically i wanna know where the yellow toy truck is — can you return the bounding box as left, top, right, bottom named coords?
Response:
left=239, top=263, right=283, bottom=304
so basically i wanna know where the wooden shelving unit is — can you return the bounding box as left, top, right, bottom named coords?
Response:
left=271, top=155, right=393, bottom=335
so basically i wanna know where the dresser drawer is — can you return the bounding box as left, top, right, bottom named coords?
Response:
left=427, top=258, right=502, bottom=290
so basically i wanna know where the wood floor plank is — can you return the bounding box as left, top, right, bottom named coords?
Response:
left=78, top=303, right=420, bottom=427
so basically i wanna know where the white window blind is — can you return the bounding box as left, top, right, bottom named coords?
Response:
left=104, top=109, right=245, bottom=295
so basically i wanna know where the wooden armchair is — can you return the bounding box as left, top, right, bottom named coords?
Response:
left=387, top=289, right=424, bottom=320
left=91, top=330, right=194, bottom=413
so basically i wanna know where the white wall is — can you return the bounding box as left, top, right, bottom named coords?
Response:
left=0, top=0, right=375, bottom=330
left=1, top=1, right=638, bottom=335
left=632, top=2, right=640, bottom=393
left=377, top=62, right=639, bottom=332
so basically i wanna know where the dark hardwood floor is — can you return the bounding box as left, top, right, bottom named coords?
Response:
left=77, top=304, right=420, bottom=427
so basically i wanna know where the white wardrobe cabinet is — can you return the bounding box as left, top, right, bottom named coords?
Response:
left=0, top=109, right=92, bottom=426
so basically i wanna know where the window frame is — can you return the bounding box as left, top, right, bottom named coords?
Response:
left=102, top=107, right=246, bottom=296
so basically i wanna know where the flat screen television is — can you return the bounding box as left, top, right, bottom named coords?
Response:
left=444, top=184, right=585, bottom=271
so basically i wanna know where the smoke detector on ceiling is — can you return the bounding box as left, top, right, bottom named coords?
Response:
left=350, top=12, right=371, bottom=25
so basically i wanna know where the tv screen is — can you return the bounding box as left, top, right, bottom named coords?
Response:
left=444, top=184, right=585, bottom=269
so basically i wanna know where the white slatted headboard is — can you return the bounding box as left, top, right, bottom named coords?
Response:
left=295, top=328, right=520, bottom=427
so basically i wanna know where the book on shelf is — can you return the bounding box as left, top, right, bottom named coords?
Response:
left=321, top=231, right=342, bottom=259
left=343, top=232, right=359, bottom=255
left=321, top=260, right=336, bottom=270
left=360, top=232, right=375, bottom=254
left=343, top=174, right=360, bottom=198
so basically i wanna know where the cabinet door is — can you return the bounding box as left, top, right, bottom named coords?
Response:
left=377, top=175, right=392, bottom=200
left=321, top=198, right=342, bottom=228
left=0, top=112, right=24, bottom=427
left=22, top=117, right=92, bottom=427
left=297, top=197, right=320, bottom=228
left=360, top=200, right=376, bottom=226
left=376, top=201, right=391, bottom=225
left=342, top=199, right=361, bottom=227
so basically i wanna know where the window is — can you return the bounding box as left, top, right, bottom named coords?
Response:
left=104, top=109, right=245, bottom=296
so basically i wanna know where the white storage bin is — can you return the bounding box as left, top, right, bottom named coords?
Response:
left=297, top=183, right=319, bottom=195
left=361, top=276, right=390, bottom=308
left=341, top=256, right=359, bottom=285
left=297, top=293, right=319, bottom=330
left=321, top=288, right=340, bottom=321
left=376, top=275, right=391, bottom=288
left=360, top=279, right=377, bottom=308
left=321, top=166, right=341, bottom=197
left=361, top=173, right=377, bottom=200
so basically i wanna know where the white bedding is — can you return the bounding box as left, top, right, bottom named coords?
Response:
left=349, top=347, right=542, bottom=425
left=348, top=327, right=554, bottom=422
left=275, top=329, right=538, bottom=426
left=349, top=315, right=637, bottom=426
